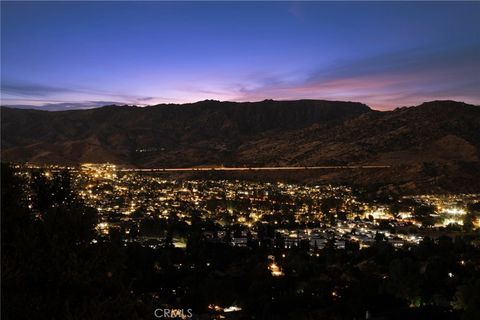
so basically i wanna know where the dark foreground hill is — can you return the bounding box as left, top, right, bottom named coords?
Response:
left=2, top=99, right=480, bottom=193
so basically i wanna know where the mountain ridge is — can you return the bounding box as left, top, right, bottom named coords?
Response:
left=2, top=99, right=479, bottom=193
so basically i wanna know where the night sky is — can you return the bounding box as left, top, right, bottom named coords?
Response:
left=1, top=1, right=479, bottom=110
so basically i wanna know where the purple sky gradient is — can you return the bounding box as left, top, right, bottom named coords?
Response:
left=1, top=2, right=479, bottom=110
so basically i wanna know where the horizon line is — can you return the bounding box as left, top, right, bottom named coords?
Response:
left=1, top=98, right=479, bottom=113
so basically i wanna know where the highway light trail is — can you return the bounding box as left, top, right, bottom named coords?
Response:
left=119, top=165, right=391, bottom=172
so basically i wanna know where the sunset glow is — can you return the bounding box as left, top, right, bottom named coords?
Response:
left=1, top=2, right=479, bottom=110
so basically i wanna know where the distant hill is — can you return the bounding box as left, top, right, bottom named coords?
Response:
left=2, top=99, right=479, bottom=193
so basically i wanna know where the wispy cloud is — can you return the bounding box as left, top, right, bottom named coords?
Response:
left=2, top=101, right=126, bottom=111
left=2, top=45, right=479, bottom=111
left=232, top=45, right=480, bottom=109
left=0, top=80, right=172, bottom=109
left=1, top=82, right=74, bottom=97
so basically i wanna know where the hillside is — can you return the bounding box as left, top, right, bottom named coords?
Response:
left=2, top=99, right=480, bottom=193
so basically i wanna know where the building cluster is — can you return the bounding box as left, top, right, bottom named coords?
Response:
left=15, top=163, right=479, bottom=251
left=408, top=194, right=477, bottom=227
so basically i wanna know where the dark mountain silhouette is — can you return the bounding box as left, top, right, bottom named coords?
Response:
left=2, top=99, right=479, bottom=193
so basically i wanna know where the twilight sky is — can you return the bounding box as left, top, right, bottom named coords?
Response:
left=1, top=1, right=479, bottom=110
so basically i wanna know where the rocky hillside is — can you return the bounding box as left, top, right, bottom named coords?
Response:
left=2, top=99, right=479, bottom=193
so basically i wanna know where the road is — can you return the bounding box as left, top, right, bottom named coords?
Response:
left=119, top=165, right=391, bottom=172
